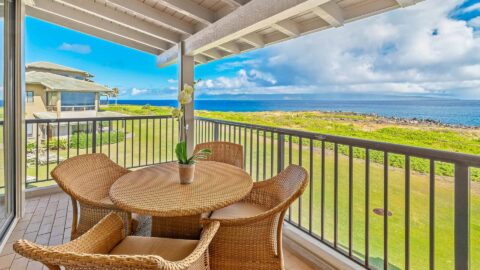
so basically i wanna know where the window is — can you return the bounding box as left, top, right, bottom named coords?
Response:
left=26, top=91, right=34, bottom=103
left=47, top=92, right=58, bottom=106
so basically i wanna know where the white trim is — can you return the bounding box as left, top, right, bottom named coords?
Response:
left=29, top=0, right=170, bottom=51
left=25, top=185, right=62, bottom=199
left=57, top=0, right=181, bottom=44
left=0, top=218, right=19, bottom=253
left=312, top=1, right=344, bottom=27
left=161, top=0, right=215, bottom=25
left=283, top=223, right=364, bottom=270
left=107, top=0, right=195, bottom=35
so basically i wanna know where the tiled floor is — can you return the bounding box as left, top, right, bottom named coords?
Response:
left=0, top=192, right=316, bottom=270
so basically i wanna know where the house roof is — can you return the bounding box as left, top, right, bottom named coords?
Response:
left=26, top=62, right=92, bottom=77
left=24, top=0, right=424, bottom=66
left=26, top=71, right=113, bottom=93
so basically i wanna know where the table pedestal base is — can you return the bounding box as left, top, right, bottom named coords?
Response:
left=152, top=214, right=203, bottom=239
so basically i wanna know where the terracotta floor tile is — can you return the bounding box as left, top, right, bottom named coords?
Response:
left=3, top=192, right=317, bottom=269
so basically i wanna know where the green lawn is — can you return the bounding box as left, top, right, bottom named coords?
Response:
left=22, top=105, right=480, bottom=270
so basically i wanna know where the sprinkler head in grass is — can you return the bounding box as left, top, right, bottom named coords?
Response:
left=373, top=208, right=392, bottom=217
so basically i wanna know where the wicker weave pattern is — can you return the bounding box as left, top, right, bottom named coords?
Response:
left=51, top=153, right=133, bottom=239
left=14, top=213, right=220, bottom=270
left=152, top=215, right=202, bottom=240
left=110, top=161, right=252, bottom=217
left=194, top=142, right=243, bottom=169
left=202, top=165, right=308, bottom=270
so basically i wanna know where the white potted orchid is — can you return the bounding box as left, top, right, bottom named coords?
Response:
left=172, top=83, right=211, bottom=184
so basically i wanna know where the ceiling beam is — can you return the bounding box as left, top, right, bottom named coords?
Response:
left=194, top=54, right=208, bottom=64
left=26, top=7, right=162, bottom=55
left=312, top=1, right=344, bottom=27
left=30, top=0, right=170, bottom=51
left=221, top=0, right=247, bottom=8
left=201, top=48, right=224, bottom=59
left=395, top=0, right=422, bottom=7
left=57, top=0, right=180, bottom=44
left=239, top=33, right=265, bottom=48
left=107, top=0, right=195, bottom=35
left=218, top=42, right=241, bottom=54
left=160, top=0, right=215, bottom=25
left=272, top=20, right=300, bottom=37
left=157, top=0, right=331, bottom=66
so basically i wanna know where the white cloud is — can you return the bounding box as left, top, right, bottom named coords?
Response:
left=216, top=59, right=261, bottom=71
left=463, top=3, right=480, bottom=13
left=257, top=0, right=480, bottom=97
left=167, top=79, right=177, bottom=84
left=131, top=88, right=148, bottom=96
left=58, top=42, right=91, bottom=54
left=196, top=69, right=277, bottom=92
left=469, top=17, right=480, bottom=28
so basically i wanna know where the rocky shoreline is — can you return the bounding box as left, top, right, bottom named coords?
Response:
left=324, top=111, right=479, bottom=129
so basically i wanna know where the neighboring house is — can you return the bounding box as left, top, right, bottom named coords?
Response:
left=25, top=62, right=117, bottom=138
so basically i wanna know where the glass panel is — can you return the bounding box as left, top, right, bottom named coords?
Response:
left=0, top=0, right=15, bottom=236
left=26, top=91, right=33, bottom=103
left=61, top=92, right=95, bottom=106
left=47, top=92, right=57, bottom=106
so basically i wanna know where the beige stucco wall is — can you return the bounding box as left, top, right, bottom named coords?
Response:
left=25, top=83, right=47, bottom=119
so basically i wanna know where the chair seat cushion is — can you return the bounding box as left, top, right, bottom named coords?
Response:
left=110, top=236, right=198, bottom=261
left=210, top=202, right=268, bottom=220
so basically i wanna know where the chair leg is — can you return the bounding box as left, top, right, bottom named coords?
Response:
left=70, top=198, right=79, bottom=240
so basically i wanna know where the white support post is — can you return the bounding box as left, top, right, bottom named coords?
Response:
left=178, top=42, right=195, bottom=156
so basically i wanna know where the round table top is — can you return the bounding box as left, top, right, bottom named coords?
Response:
left=109, top=161, right=253, bottom=217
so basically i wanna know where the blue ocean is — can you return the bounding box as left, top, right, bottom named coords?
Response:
left=108, top=99, right=480, bottom=127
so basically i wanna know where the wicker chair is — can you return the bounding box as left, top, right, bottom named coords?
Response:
left=14, top=213, right=220, bottom=270
left=194, top=142, right=243, bottom=169
left=51, top=153, right=135, bottom=239
left=201, top=165, right=308, bottom=270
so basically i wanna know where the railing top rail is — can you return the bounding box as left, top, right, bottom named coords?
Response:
left=195, top=117, right=480, bottom=167
left=25, top=114, right=173, bottom=124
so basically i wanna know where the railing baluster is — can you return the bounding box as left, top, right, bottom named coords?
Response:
left=123, top=119, right=127, bottom=167
left=108, top=120, right=112, bottom=158
left=309, top=139, right=313, bottom=234
left=146, top=119, right=149, bottom=165
left=384, top=152, right=389, bottom=270
left=299, top=137, right=303, bottom=227
left=321, top=140, right=325, bottom=241
left=67, top=121, right=70, bottom=159
left=131, top=119, right=134, bottom=167
left=256, top=129, right=259, bottom=181
left=46, top=122, right=50, bottom=179
left=139, top=119, right=142, bottom=166
left=250, top=128, right=253, bottom=176
left=334, top=143, right=338, bottom=248
left=76, top=122, right=80, bottom=156
left=263, top=131, right=266, bottom=180
left=429, top=159, right=435, bottom=270
left=454, top=163, right=470, bottom=270
left=171, top=117, right=174, bottom=161
left=349, top=146, right=353, bottom=257
left=99, top=121, right=103, bottom=153
left=116, top=120, right=119, bottom=163
left=152, top=118, right=155, bottom=164
left=366, top=149, right=370, bottom=267
left=35, top=123, right=39, bottom=182
left=270, top=131, right=274, bottom=177
left=56, top=121, right=60, bottom=165
left=92, top=120, right=97, bottom=153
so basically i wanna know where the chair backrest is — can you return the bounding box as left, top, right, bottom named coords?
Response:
left=256, top=165, right=308, bottom=211
left=51, top=153, right=130, bottom=205
left=194, top=141, right=244, bottom=169
left=14, top=213, right=220, bottom=270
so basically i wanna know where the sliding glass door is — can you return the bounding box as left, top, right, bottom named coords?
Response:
left=0, top=0, right=23, bottom=240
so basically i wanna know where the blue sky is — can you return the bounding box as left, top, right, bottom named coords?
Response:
left=26, top=0, right=480, bottom=100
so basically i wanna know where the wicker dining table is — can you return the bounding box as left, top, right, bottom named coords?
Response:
left=109, top=161, right=253, bottom=239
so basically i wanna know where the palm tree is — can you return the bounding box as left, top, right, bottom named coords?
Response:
left=111, top=87, right=119, bottom=105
